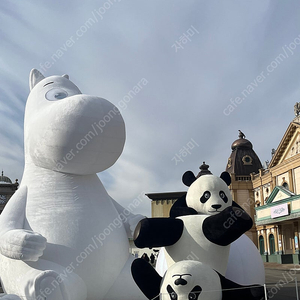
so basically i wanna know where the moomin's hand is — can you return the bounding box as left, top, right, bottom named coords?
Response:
left=0, top=229, right=47, bottom=261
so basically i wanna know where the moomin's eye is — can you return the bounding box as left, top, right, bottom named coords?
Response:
left=46, top=88, right=68, bottom=101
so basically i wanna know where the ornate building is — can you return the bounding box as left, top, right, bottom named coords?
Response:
left=0, top=171, right=18, bottom=214
left=147, top=104, right=300, bottom=265
left=252, top=107, right=300, bottom=264
left=225, top=131, right=263, bottom=245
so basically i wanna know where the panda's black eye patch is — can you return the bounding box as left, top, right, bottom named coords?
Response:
left=167, top=284, right=178, bottom=300
left=188, top=285, right=202, bottom=300
left=219, top=191, right=228, bottom=203
left=200, top=191, right=211, bottom=203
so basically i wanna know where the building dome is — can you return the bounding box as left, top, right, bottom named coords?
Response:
left=0, top=171, right=12, bottom=184
left=231, top=138, right=253, bottom=150
left=226, top=131, right=262, bottom=176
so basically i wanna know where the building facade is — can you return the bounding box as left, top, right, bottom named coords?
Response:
left=0, top=171, right=18, bottom=214
left=146, top=105, right=300, bottom=265
left=147, top=192, right=185, bottom=218
left=253, top=113, right=300, bottom=264
left=225, top=131, right=263, bottom=245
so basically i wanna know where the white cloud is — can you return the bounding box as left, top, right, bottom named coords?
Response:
left=1, top=0, right=300, bottom=216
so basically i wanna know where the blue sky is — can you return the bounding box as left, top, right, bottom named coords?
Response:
left=1, top=1, right=300, bottom=216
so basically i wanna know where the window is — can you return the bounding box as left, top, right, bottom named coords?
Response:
left=259, top=235, right=265, bottom=255
left=269, top=234, right=275, bottom=255
left=242, top=155, right=252, bottom=165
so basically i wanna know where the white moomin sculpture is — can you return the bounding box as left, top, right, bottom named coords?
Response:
left=0, top=70, right=145, bottom=300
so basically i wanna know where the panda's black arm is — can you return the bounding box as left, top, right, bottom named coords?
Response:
left=202, top=206, right=253, bottom=246
left=131, top=258, right=162, bottom=300
left=134, top=218, right=184, bottom=248
left=169, top=195, right=198, bottom=218
left=217, top=272, right=265, bottom=300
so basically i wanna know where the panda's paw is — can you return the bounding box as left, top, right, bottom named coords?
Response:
left=134, top=218, right=184, bottom=248
left=249, top=285, right=265, bottom=299
left=203, top=206, right=253, bottom=246
left=129, top=214, right=146, bottom=237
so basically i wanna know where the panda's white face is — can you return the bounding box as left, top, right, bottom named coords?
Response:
left=160, top=261, right=222, bottom=300
left=186, top=175, right=232, bottom=215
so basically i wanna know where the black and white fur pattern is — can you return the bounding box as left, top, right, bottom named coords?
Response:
left=131, top=259, right=264, bottom=300
left=134, top=172, right=252, bottom=275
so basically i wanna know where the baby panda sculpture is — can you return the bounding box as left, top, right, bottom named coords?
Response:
left=0, top=70, right=145, bottom=300
left=131, top=259, right=264, bottom=300
left=134, top=171, right=252, bottom=276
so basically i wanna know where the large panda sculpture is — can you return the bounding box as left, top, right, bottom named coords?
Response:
left=0, top=69, right=145, bottom=300
left=131, top=259, right=264, bottom=300
left=169, top=169, right=265, bottom=286
left=133, top=170, right=265, bottom=297
left=133, top=171, right=252, bottom=276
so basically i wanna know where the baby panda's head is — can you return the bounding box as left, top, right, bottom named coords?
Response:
left=160, top=261, right=222, bottom=300
left=183, top=171, right=232, bottom=215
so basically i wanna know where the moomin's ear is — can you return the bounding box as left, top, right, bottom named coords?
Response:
left=29, top=69, right=45, bottom=91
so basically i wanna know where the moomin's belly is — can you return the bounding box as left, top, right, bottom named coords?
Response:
left=24, top=177, right=130, bottom=290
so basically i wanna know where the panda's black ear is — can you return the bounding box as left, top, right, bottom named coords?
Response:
left=182, top=171, right=197, bottom=186
left=220, top=172, right=231, bottom=186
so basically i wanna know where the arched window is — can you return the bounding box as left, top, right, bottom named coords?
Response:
left=269, top=234, right=275, bottom=255
left=259, top=235, right=265, bottom=255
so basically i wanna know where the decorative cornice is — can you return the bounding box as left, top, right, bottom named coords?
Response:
left=256, top=211, right=300, bottom=226
left=146, top=191, right=186, bottom=201
left=269, top=122, right=300, bottom=168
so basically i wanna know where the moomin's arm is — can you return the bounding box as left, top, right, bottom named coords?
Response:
left=0, top=186, right=47, bottom=261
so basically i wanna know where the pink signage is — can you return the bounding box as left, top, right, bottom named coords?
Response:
left=271, top=203, right=289, bottom=219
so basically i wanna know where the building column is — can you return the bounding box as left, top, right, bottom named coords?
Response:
left=277, top=225, right=283, bottom=254
left=232, top=190, right=238, bottom=205
left=294, top=221, right=299, bottom=254
left=262, top=226, right=268, bottom=255
left=274, top=226, right=280, bottom=254
left=271, top=175, right=276, bottom=191
left=259, top=186, right=264, bottom=206
left=289, top=169, right=295, bottom=193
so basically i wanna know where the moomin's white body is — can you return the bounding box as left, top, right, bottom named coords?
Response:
left=0, top=70, right=145, bottom=300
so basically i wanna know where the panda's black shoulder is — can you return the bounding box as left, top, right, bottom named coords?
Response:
left=170, top=195, right=198, bottom=218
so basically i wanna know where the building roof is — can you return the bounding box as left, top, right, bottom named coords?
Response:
left=268, top=120, right=300, bottom=168
left=146, top=191, right=186, bottom=201
left=0, top=171, right=12, bottom=184
left=226, top=131, right=262, bottom=176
